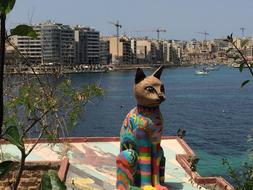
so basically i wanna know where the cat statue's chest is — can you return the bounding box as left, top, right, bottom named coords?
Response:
left=121, top=106, right=163, bottom=143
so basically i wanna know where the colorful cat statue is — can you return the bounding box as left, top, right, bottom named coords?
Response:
left=116, top=66, right=168, bottom=190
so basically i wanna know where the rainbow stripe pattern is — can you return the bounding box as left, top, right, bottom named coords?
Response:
left=116, top=105, right=166, bottom=189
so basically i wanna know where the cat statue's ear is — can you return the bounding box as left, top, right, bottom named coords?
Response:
left=135, top=68, right=146, bottom=84
left=152, top=66, right=164, bottom=79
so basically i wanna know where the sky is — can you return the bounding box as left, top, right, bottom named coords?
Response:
left=6, top=0, right=253, bottom=40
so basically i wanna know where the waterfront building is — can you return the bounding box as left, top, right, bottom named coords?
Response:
left=245, top=46, right=253, bottom=63
left=244, top=37, right=253, bottom=63
left=99, top=37, right=111, bottom=65
left=163, top=40, right=181, bottom=64
left=213, top=38, right=229, bottom=50
left=130, top=38, right=137, bottom=64
left=119, top=36, right=130, bottom=64
left=5, top=45, right=19, bottom=65
left=153, top=40, right=164, bottom=64
left=103, top=36, right=116, bottom=63
left=171, top=41, right=182, bottom=64
left=135, top=39, right=154, bottom=64
left=187, top=52, right=213, bottom=64
left=216, top=49, right=228, bottom=63
left=162, top=41, right=170, bottom=63
left=185, top=39, right=202, bottom=54
left=10, top=21, right=75, bottom=65
left=41, top=21, right=74, bottom=65
left=107, top=36, right=120, bottom=63
left=183, top=39, right=216, bottom=64
left=106, top=36, right=134, bottom=64
left=74, top=26, right=100, bottom=65
left=121, top=36, right=136, bottom=64
left=10, top=25, right=42, bottom=64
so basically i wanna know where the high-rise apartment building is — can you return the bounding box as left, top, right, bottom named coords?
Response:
left=130, top=38, right=137, bottom=64
left=74, top=26, right=100, bottom=64
left=10, top=25, right=42, bottom=64
left=162, top=40, right=182, bottom=64
left=99, top=37, right=111, bottom=65
left=136, top=39, right=155, bottom=64
left=106, top=36, right=121, bottom=63
left=153, top=41, right=165, bottom=64
left=120, top=37, right=131, bottom=64
left=105, top=36, right=134, bottom=64
left=41, top=21, right=74, bottom=64
left=11, top=21, right=75, bottom=65
left=162, top=41, right=170, bottom=63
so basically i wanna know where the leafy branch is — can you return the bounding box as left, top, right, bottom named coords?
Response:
left=225, top=34, right=253, bottom=87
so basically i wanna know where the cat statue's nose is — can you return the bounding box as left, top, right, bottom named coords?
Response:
left=159, top=95, right=165, bottom=102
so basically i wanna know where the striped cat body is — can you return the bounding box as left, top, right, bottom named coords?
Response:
left=116, top=66, right=168, bottom=190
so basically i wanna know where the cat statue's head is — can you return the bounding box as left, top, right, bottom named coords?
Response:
left=134, top=66, right=165, bottom=107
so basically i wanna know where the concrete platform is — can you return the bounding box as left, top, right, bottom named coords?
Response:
left=0, top=137, right=234, bottom=190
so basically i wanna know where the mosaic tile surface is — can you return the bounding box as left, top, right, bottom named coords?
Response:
left=0, top=139, right=206, bottom=190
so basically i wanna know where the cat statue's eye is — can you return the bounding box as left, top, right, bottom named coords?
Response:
left=145, top=86, right=155, bottom=92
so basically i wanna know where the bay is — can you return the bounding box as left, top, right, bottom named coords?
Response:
left=69, top=66, right=253, bottom=179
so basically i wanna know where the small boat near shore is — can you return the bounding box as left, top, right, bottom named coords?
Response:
left=195, top=69, right=208, bottom=75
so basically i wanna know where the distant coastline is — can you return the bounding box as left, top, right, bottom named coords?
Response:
left=5, top=63, right=196, bottom=75
left=112, top=63, right=193, bottom=71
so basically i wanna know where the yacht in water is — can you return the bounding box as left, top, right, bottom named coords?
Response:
left=195, top=68, right=208, bottom=75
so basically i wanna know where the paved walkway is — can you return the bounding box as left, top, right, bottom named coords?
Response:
left=0, top=138, right=206, bottom=190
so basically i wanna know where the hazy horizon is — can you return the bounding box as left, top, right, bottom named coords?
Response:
left=6, top=0, right=253, bottom=40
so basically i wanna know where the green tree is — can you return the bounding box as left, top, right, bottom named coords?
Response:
left=0, top=1, right=103, bottom=189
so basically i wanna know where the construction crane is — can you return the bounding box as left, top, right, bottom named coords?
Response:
left=155, top=28, right=166, bottom=41
left=124, top=28, right=166, bottom=41
left=197, top=30, right=209, bottom=41
left=240, top=27, right=245, bottom=38
left=108, top=20, right=122, bottom=62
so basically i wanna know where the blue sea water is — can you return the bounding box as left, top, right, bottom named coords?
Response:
left=69, top=66, right=253, bottom=180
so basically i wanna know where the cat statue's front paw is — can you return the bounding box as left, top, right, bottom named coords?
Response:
left=141, top=185, right=156, bottom=190
left=155, top=184, right=169, bottom=190
left=129, top=185, right=142, bottom=190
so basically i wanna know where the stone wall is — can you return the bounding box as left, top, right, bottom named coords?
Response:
left=0, top=162, right=60, bottom=190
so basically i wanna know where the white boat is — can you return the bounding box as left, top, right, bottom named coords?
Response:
left=195, top=69, right=208, bottom=75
